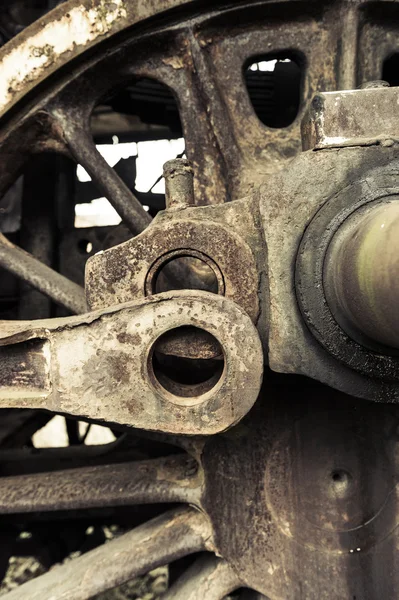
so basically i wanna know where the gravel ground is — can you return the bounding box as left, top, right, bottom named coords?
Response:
left=0, top=557, right=168, bottom=599
left=0, top=418, right=169, bottom=599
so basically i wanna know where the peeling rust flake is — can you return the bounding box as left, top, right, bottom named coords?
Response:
left=0, top=0, right=127, bottom=114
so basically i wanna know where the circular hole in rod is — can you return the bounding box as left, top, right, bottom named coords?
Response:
left=150, top=326, right=224, bottom=399
left=146, top=250, right=224, bottom=296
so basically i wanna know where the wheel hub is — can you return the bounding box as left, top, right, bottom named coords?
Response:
left=202, top=389, right=399, bottom=598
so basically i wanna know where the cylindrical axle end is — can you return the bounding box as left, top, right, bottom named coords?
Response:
left=324, top=201, right=399, bottom=351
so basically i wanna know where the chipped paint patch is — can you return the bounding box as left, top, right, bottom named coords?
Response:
left=321, top=136, right=348, bottom=146
left=0, top=0, right=126, bottom=112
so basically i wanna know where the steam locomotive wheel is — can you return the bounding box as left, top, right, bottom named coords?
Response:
left=0, top=1, right=399, bottom=599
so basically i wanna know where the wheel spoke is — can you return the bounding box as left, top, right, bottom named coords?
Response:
left=1, top=506, right=214, bottom=600
left=164, top=554, right=241, bottom=600
left=0, top=455, right=202, bottom=513
left=55, top=114, right=151, bottom=235
left=0, top=437, right=133, bottom=476
left=186, top=33, right=239, bottom=193
left=0, top=233, right=87, bottom=314
left=0, top=409, right=51, bottom=449
left=156, top=36, right=231, bottom=206
left=0, top=428, right=184, bottom=476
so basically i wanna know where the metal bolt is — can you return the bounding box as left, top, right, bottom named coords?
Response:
left=163, top=158, right=195, bottom=210
left=324, top=201, right=399, bottom=350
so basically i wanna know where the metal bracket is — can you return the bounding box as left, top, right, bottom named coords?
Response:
left=302, top=85, right=399, bottom=150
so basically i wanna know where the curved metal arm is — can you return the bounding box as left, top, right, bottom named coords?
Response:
left=0, top=291, right=263, bottom=435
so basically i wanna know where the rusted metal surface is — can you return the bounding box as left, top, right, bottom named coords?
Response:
left=58, top=123, right=151, bottom=235
left=3, top=0, right=399, bottom=598
left=324, top=200, right=399, bottom=351
left=201, top=385, right=399, bottom=599
left=0, top=432, right=176, bottom=476
left=0, top=0, right=198, bottom=118
left=257, top=143, right=399, bottom=401
left=0, top=0, right=390, bottom=210
left=295, top=153, right=399, bottom=389
left=0, top=0, right=125, bottom=113
left=302, top=85, right=399, bottom=150
left=155, top=326, right=221, bottom=359
left=164, top=158, right=195, bottom=210
left=0, top=337, right=51, bottom=399
left=85, top=204, right=261, bottom=322
left=2, top=506, right=214, bottom=600
left=0, top=455, right=202, bottom=513
left=18, top=154, right=56, bottom=320
left=0, top=233, right=87, bottom=314
left=0, top=291, right=263, bottom=435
